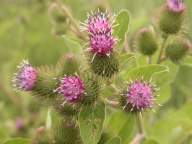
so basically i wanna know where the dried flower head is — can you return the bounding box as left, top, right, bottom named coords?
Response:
left=13, top=60, right=38, bottom=91
left=56, top=76, right=85, bottom=103
left=122, top=80, right=156, bottom=112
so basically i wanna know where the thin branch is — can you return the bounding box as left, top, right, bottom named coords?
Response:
left=103, top=98, right=119, bottom=108
left=53, top=0, right=86, bottom=40
left=136, top=113, right=145, bottom=135
left=157, top=35, right=169, bottom=64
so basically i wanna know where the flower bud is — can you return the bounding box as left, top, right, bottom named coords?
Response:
left=137, top=28, right=158, bottom=56
left=159, top=0, right=186, bottom=34
left=57, top=53, right=79, bottom=76
left=53, top=117, right=81, bottom=144
left=120, top=80, right=156, bottom=112
left=166, top=38, right=190, bottom=62
left=49, top=3, right=68, bottom=24
left=49, top=3, right=69, bottom=36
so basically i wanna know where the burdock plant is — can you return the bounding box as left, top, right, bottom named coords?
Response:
left=11, top=0, right=192, bottom=144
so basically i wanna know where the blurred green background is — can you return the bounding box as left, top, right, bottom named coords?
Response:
left=0, top=0, right=192, bottom=144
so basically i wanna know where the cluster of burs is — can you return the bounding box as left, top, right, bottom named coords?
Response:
left=12, top=0, right=191, bottom=143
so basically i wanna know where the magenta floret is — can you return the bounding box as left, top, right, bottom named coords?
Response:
left=126, top=80, right=155, bottom=111
left=13, top=60, right=38, bottom=91
left=56, top=76, right=85, bottom=103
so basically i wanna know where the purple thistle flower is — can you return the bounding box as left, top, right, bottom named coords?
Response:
left=126, top=80, right=155, bottom=112
left=88, top=12, right=111, bottom=34
left=56, top=76, right=85, bottom=103
left=167, top=0, right=185, bottom=12
left=90, top=33, right=115, bottom=56
left=82, top=11, right=116, bottom=56
left=13, top=60, right=38, bottom=91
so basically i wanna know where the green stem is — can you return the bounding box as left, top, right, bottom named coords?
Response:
left=157, top=35, right=169, bottom=64
left=148, top=56, right=152, bottom=64
left=136, top=114, right=145, bottom=136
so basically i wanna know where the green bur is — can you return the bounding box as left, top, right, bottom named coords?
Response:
left=81, top=72, right=100, bottom=105
left=52, top=116, right=82, bottom=144
left=137, top=28, right=158, bottom=56
left=57, top=53, right=80, bottom=76
left=159, top=6, right=185, bottom=34
left=88, top=53, right=119, bottom=78
left=166, top=38, right=189, bottom=62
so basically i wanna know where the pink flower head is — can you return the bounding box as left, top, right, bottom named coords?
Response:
left=82, top=11, right=116, bottom=56
left=167, top=0, right=185, bottom=12
left=13, top=60, right=38, bottom=91
left=126, top=80, right=155, bottom=112
left=88, top=12, right=111, bottom=34
left=90, top=33, right=115, bottom=56
left=56, top=76, right=85, bottom=103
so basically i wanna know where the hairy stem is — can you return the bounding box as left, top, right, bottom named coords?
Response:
left=53, top=0, right=86, bottom=40
left=103, top=98, right=119, bottom=108
left=130, top=133, right=145, bottom=144
left=157, top=34, right=169, bottom=64
left=136, top=113, right=145, bottom=135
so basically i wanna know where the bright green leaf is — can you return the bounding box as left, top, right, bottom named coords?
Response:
left=79, top=102, right=106, bottom=144
left=147, top=102, right=192, bottom=144
left=169, top=64, right=192, bottom=107
left=106, top=111, right=135, bottom=144
left=113, top=10, right=130, bottom=44
left=124, top=64, right=169, bottom=81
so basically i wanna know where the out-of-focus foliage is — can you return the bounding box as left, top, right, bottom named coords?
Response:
left=0, top=0, right=192, bottom=144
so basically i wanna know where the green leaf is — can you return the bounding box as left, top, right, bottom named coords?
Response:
left=119, top=53, right=136, bottom=69
left=169, top=64, right=192, bottom=107
left=147, top=102, right=192, bottom=144
left=113, top=10, right=130, bottom=44
left=106, top=111, right=135, bottom=144
left=79, top=102, right=106, bottom=144
left=118, top=53, right=137, bottom=78
left=124, top=64, right=169, bottom=81
left=62, top=35, right=82, bottom=54
left=106, top=137, right=121, bottom=144
left=3, top=138, right=31, bottom=144
left=153, top=61, right=178, bottom=104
